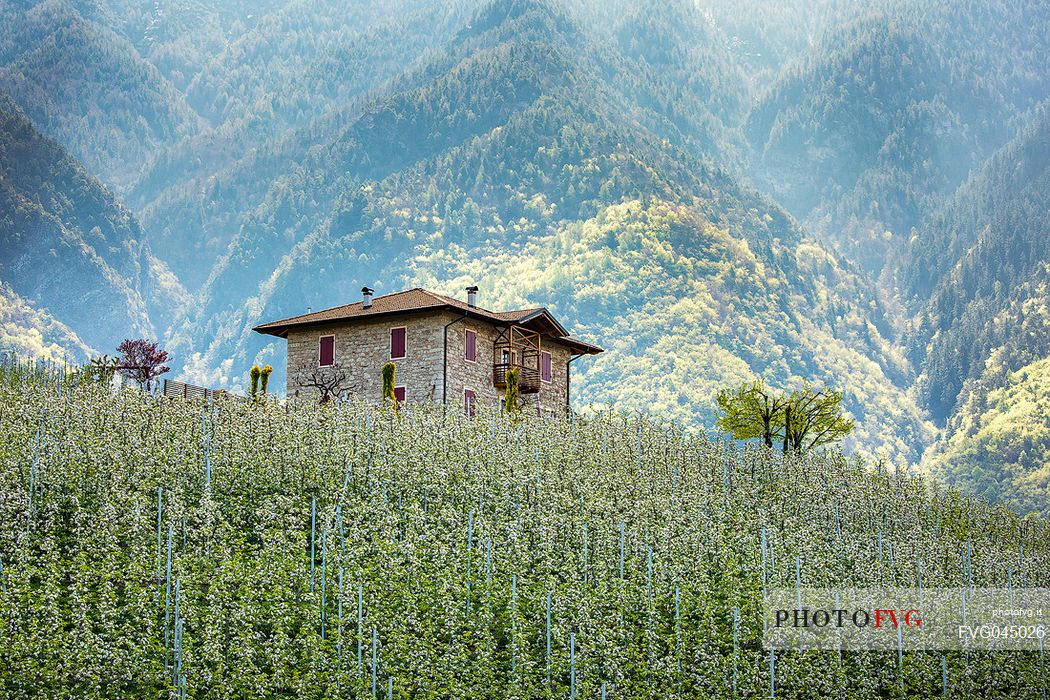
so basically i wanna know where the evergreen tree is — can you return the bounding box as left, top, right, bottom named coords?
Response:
left=504, top=367, right=520, bottom=416
left=382, top=362, right=397, bottom=404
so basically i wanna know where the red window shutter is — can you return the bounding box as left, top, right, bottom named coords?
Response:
left=394, top=386, right=406, bottom=403
left=464, top=389, right=476, bottom=416
left=541, top=351, right=552, bottom=382
left=465, top=330, right=477, bottom=361
left=391, top=327, right=406, bottom=359
left=319, top=336, right=335, bottom=366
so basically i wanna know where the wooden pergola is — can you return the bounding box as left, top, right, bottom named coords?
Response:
left=492, top=325, right=542, bottom=394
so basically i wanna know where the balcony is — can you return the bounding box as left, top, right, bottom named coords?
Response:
left=492, top=363, right=541, bottom=394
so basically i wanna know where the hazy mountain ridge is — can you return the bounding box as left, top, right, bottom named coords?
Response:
left=131, top=0, right=484, bottom=287
left=0, top=0, right=203, bottom=188
left=892, top=106, right=1050, bottom=512
left=902, top=105, right=1050, bottom=421
left=746, top=0, right=1050, bottom=276
left=0, top=95, right=155, bottom=352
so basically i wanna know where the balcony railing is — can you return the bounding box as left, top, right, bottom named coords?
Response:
left=492, top=363, right=541, bottom=394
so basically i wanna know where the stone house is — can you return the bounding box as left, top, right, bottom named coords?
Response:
left=252, top=286, right=603, bottom=414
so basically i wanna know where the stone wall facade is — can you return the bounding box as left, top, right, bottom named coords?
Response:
left=287, top=312, right=445, bottom=403
left=286, top=310, right=575, bottom=414
left=442, top=313, right=573, bottom=416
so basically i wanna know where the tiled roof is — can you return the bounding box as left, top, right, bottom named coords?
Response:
left=252, top=287, right=603, bottom=354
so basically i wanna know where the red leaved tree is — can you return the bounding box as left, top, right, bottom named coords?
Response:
left=117, top=339, right=171, bottom=391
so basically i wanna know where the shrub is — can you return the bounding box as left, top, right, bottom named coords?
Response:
left=382, top=361, right=396, bottom=404
left=261, top=365, right=273, bottom=396
left=249, top=365, right=261, bottom=399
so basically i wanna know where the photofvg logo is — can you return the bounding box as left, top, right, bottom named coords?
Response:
left=774, top=607, right=923, bottom=630
left=763, top=588, right=1050, bottom=651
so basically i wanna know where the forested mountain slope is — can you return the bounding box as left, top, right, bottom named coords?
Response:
left=0, top=95, right=159, bottom=352
left=99, top=0, right=288, bottom=91
left=0, top=284, right=93, bottom=363
left=156, top=0, right=929, bottom=463
left=893, top=106, right=1050, bottom=512
left=129, top=0, right=484, bottom=287
left=0, top=0, right=202, bottom=189
left=0, top=0, right=1045, bottom=511
left=746, top=0, right=1050, bottom=276
left=926, top=356, right=1050, bottom=516
left=596, top=0, right=748, bottom=165
left=901, top=105, right=1050, bottom=425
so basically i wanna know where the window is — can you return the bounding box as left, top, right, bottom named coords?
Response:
left=464, top=388, right=476, bottom=417
left=464, top=329, right=477, bottom=362
left=393, top=386, right=406, bottom=403
left=319, top=335, right=335, bottom=366
left=390, top=327, right=407, bottom=359
left=541, top=351, right=552, bottom=382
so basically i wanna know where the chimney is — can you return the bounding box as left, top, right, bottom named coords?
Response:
left=466, top=285, right=479, bottom=308
left=362, top=286, right=374, bottom=309
left=307, top=306, right=312, bottom=314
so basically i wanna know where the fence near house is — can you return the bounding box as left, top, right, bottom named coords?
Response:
left=162, top=379, right=239, bottom=402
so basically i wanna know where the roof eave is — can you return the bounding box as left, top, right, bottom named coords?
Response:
left=515, top=308, right=569, bottom=336
left=252, top=303, right=513, bottom=337
left=252, top=325, right=290, bottom=338
left=557, top=337, right=603, bottom=355
left=251, top=297, right=599, bottom=352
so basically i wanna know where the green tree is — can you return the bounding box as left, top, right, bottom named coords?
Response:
left=715, top=379, right=786, bottom=448
left=781, top=383, right=855, bottom=454
left=716, top=380, right=854, bottom=453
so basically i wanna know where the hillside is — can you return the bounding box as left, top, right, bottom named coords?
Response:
left=891, top=106, right=1050, bottom=513
left=128, top=0, right=484, bottom=285
left=702, top=0, right=862, bottom=86
left=924, top=357, right=1050, bottom=517
left=146, top=0, right=477, bottom=199
left=0, top=284, right=93, bottom=363
left=0, top=95, right=162, bottom=352
left=0, top=369, right=1047, bottom=695
left=97, top=0, right=287, bottom=91
left=0, top=0, right=1046, bottom=512
left=901, top=106, right=1050, bottom=421
left=746, top=0, right=1050, bottom=276
left=0, top=0, right=202, bottom=189
left=584, top=0, right=749, bottom=165
left=132, top=0, right=927, bottom=463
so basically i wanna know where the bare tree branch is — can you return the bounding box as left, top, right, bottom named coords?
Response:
left=294, top=362, right=349, bottom=403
